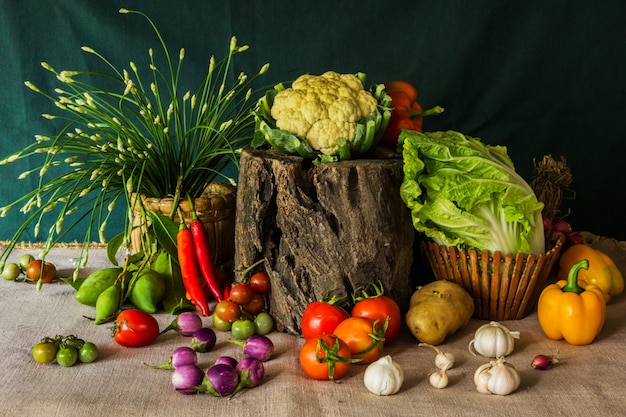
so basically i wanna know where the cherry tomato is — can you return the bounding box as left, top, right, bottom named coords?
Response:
left=25, top=260, right=57, bottom=283
left=231, top=319, right=255, bottom=340
left=112, top=309, right=160, bottom=347
left=32, top=341, right=58, bottom=364
left=214, top=300, right=241, bottom=323
left=299, top=334, right=353, bottom=381
left=249, top=271, right=271, bottom=295
left=229, top=283, right=254, bottom=305
left=300, top=301, right=349, bottom=340
left=352, top=295, right=402, bottom=344
left=244, top=292, right=265, bottom=315
left=333, top=316, right=385, bottom=364
left=56, top=346, right=78, bottom=367
left=78, top=342, right=99, bottom=363
left=212, top=312, right=232, bottom=331
left=254, top=312, right=274, bottom=335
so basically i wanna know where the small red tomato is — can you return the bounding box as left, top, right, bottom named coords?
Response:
left=300, top=300, right=349, bottom=340
left=25, top=260, right=57, bottom=283
left=244, top=292, right=266, bottom=315
left=333, top=316, right=385, bottom=364
left=299, top=334, right=353, bottom=381
left=214, top=299, right=241, bottom=323
left=112, top=309, right=160, bottom=347
left=352, top=295, right=402, bottom=344
left=249, top=271, right=271, bottom=295
left=229, top=283, right=254, bottom=305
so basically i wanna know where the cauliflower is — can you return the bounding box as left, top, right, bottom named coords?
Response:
left=270, top=71, right=378, bottom=155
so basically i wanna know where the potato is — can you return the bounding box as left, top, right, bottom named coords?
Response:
left=405, top=280, right=474, bottom=345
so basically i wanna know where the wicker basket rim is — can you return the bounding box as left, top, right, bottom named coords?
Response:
left=423, top=235, right=564, bottom=263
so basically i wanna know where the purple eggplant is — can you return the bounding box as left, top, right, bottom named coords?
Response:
left=171, top=364, right=204, bottom=395
left=160, top=311, right=203, bottom=336
left=229, top=357, right=265, bottom=398
left=214, top=356, right=238, bottom=368
left=191, top=327, right=217, bottom=353
left=144, top=346, right=198, bottom=370
left=229, top=334, right=274, bottom=362
left=203, top=363, right=239, bottom=397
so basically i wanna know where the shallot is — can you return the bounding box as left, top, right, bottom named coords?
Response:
left=531, top=354, right=558, bottom=370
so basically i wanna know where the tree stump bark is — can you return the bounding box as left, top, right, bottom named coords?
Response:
left=234, top=146, right=415, bottom=335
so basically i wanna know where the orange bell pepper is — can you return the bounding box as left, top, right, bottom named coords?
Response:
left=379, top=80, right=444, bottom=146
left=557, top=244, right=624, bottom=303
left=538, top=259, right=606, bottom=345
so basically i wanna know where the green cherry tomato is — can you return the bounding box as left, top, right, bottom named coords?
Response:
left=18, top=254, right=35, bottom=271
left=2, top=263, right=21, bottom=281
left=231, top=319, right=255, bottom=340
left=212, top=313, right=232, bottom=332
left=32, top=342, right=58, bottom=364
left=254, top=312, right=274, bottom=335
left=56, top=346, right=78, bottom=367
left=78, top=342, right=99, bottom=363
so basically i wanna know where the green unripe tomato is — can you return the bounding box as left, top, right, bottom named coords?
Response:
left=94, top=285, right=121, bottom=325
left=212, top=312, right=232, bottom=332
left=231, top=319, right=255, bottom=340
left=18, top=254, right=35, bottom=271
left=56, top=346, right=78, bottom=367
left=254, top=312, right=274, bottom=335
left=130, top=269, right=165, bottom=313
left=32, top=341, right=58, bottom=364
left=2, top=263, right=21, bottom=281
left=78, top=342, right=99, bottom=363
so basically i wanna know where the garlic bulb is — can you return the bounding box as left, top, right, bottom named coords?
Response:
left=429, top=368, right=449, bottom=389
left=469, top=321, right=520, bottom=358
left=419, top=343, right=455, bottom=370
left=474, top=358, right=520, bottom=395
left=363, top=355, right=404, bottom=396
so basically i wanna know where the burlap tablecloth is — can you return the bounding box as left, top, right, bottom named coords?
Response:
left=1, top=236, right=625, bottom=417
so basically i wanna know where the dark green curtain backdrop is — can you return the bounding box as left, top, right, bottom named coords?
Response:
left=1, top=0, right=625, bottom=243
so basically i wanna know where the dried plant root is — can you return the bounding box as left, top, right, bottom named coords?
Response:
left=529, top=155, right=574, bottom=219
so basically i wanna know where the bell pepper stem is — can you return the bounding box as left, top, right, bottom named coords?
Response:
left=410, top=105, right=445, bottom=119
left=562, top=259, right=589, bottom=294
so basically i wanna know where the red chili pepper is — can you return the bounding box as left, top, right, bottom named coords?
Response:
left=380, top=80, right=444, bottom=146
left=176, top=222, right=210, bottom=316
left=188, top=199, right=224, bottom=302
left=222, top=275, right=235, bottom=301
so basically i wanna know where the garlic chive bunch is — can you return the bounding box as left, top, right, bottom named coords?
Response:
left=0, top=8, right=270, bottom=275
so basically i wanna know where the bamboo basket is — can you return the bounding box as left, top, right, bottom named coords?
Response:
left=420, top=236, right=564, bottom=321
left=131, top=182, right=237, bottom=266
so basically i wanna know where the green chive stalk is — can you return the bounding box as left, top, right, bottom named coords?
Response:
left=0, top=8, right=270, bottom=276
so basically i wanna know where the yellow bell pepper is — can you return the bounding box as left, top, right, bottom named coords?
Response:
left=557, top=244, right=624, bottom=303
left=538, top=259, right=606, bottom=345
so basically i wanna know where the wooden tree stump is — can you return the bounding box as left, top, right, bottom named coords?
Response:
left=234, top=146, right=415, bottom=335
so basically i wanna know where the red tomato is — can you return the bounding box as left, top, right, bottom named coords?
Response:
left=244, top=292, right=266, bottom=315
left=300, top=301, right=349, bottom=340
left=229, top=283, right=254, bottom=305
left=112, top=309, right=160, bottom=347
left=25, top=260, right=57, bottom=283
left=249, top=271, right=271, bottom=295
left=333, top=316, right=385, bottom=364
left=351, top=295, right=402, bottom=344
left=299, top=334, right=353, bottom=381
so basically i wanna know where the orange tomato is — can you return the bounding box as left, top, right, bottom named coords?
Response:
left=333, top=316, right=386, bottom=365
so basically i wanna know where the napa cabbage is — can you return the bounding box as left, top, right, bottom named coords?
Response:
left=399, top=130, right=545, bottom=255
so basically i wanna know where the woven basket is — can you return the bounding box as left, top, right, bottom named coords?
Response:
left=131, top=182, right=237, bottom=266
left=420, top=236, right=564, bottom=321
